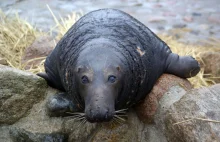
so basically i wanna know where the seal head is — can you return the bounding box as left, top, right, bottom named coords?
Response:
left=75, top=44, right=124, bottom=122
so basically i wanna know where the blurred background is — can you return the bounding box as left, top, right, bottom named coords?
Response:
left=1, top=0, right=220, bottom=44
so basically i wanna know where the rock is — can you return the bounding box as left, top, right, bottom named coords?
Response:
left=200, top=52, right=220, bottom=83
left=0, top=126, right=12, bottom=142
left=0, top=57, right=8, bottom=65
left=135, top=74, right=193, bottom=123
left=155, top=84, right=220, bottom=142
left=173, top=23, right=187, bottom=29
left=192, top=12, right=202, bottom=16
left=198, top=24, right=210, bottom=30
left=190, top=30, right=200, bottom=35
left=157, top=26, right=165, bottom=31
left=153, top=4, right=163, bottom=8
left=21, top=36, right=55, bottom=70
left=183, top=15, right=193, bottom=22
left=90, top=110, right=167, bottom=142
left=0, top=65, right=47, bottom=124
left=0, top=65, right=167, bottom=142
left=12, top=89, right=166, bottom=142
left=148, top=16, right=166, bottom=23
left=162, top=12, right=176, bottom=17
left=2, top=65, right=219, bottom=142
left=208, top=13, right=220, bottom=24
left=10, top=127, right=68, bottom=142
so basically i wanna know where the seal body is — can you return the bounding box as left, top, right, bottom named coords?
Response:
left=38, top=9, right=200, bottom=123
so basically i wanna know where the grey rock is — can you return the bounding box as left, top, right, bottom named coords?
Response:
left=10, top=127, right=67, bottom=142
left=208, top=13, right=220, bottom=24
left=155, top=84, right=220, bottom=142
left=0, top=65, right=47, bottom=124
left=90, top=110, right=167, bottom=142
left=173, top=23, right=187, bottom=29
left=0, top=65, right=167, bottom=142
left=0, top=126, right=13, bottom=142
left=190, top=30, right=200, bottom=35
left=21, top=36, right=55, bottom=70
left=1, top=65, right=219, bottom=142
left=192, top=12, right=202, bottom=16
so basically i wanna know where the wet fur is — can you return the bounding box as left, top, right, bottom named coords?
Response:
left=38, top=9, right=200, bottom=122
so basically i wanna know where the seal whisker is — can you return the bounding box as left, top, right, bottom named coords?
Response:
left=77, top=117, right=86, bottom=121
left=112, top=118, right=120, bottom=125
left=115, top=114, right=127, bottom=117
left=77, top=119, right=84, bottom=128
left=65, top=116, right=82, bottom=120
left=114, top=115, right=126, bottom=122
left=83, top=118, right=88, bottom=126
left=65, top=112, right=85, bottom=116
left=65, top=114, right=85, bottom=120
left=115, top=112, right=127, bottom=115
left=113, top=117, right=123, bottom=124
left=115, top=109, right=128, bottom=113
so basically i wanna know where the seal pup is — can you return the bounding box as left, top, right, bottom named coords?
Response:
left=37, top=9, right=200, bottom=123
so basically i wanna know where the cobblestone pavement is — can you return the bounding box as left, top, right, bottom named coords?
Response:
left=1, top=0, right=220, bottom=44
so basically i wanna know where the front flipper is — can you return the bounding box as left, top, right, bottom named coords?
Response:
left=37, top=72, right=53, bottom=87
left=46, top=92, right=81, bottom=117
left=37, top=72, right=65, bottom=91
left=165, top=53, right=200, bottom=78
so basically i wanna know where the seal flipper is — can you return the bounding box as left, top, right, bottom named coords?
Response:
left=37, top=72, right=54, bottom=87
left=37, top=72, right=65, bottom=91
left=165, top=53, right=200, bottom=78
left=46, top=92, right=81, bottom=117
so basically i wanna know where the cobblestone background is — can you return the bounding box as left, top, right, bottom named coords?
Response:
left=1, top=0, right=220, bottom=44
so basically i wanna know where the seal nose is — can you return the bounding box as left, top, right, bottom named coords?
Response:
left=85, top=107, right=115, bottom=123
left=84, top=85, right=115, bottom=123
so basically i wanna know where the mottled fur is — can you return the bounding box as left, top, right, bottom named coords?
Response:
left=38, top=9, right=200, bottom=122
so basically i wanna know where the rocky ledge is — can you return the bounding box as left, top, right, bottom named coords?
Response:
left=0, top=64, right=220, bottom=142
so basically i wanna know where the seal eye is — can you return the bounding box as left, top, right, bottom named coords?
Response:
left=108, top=75, right=117, bottom=83
left=81, top=75, right=89, bottom=84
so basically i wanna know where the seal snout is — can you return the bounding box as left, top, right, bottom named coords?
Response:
left=85, top=107, right=115, bottom=123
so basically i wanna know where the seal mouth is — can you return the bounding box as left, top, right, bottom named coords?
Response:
left=85, top=108, right=115, bottom=123
left=84, top=108, right=128, bottom=123
left=85, top=114, right=114, bottom=123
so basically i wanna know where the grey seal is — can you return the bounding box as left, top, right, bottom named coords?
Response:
left=37, top=9, right=200, bottom=123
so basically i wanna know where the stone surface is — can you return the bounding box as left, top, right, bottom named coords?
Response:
left=200, top=52, right=220, bottom=83
left=1, top=65, right=220, bottom=142
left=208, top=13, right=220, bottom=24
left=0, top=126, right=12, bottom=142
left=0, top=65, right=167, bottom=142
left=0, top=65, right=47, bottom=124
left=135, top=74, right=193, bottom=124
left=10, top=127, right=67, bottom=142
left=90, top=111, right=167, bottom=142
left=22, top=36, right=55, bottom=70
left=155, top=84, right=220, bottom=142
left=183, top=15, right=193, bottom=22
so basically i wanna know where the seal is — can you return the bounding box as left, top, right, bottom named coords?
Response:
left=37, top=9, right=200, bottom=123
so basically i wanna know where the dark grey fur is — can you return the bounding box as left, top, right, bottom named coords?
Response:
left=38, top=9, right=200, bottom=123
